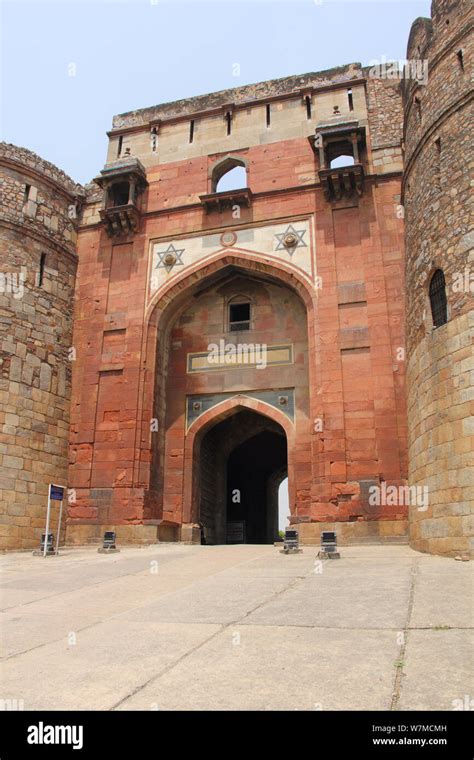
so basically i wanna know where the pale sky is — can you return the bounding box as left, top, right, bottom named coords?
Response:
left=279, top=478, right=289, bottom=531
left=1, top=0, right=430, bottom=184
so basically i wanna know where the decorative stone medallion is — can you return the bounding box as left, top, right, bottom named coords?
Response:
left=220, top=230, right=237, bottom=247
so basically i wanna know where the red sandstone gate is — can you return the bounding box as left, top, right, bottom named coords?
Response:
left=138, top=253, right=317, bottom=541
left=66, top=63, right=410, bottom=547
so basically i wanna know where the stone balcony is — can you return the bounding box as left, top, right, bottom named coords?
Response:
left=94, top=155, right=148, bottom=237
left=319, top=163, right=364, bottom=200
left=99, top=203, right=141, bottom=236
left=199, top=187, right=252, bottom=213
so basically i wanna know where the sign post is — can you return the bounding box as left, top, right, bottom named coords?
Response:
left=43, top=485, right=52, bottom=558
left=42, top=484, right=65, bottom=557
left=55, top=498, right=64, bottom=555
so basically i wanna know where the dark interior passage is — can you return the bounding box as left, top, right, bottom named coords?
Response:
left=198, top=409, right=287, bottom=544
left=226, top=431, right=286, bottom=544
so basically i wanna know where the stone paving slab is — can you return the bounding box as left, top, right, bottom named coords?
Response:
left=116, top=625, right=400, bottom=711
left=398, top=630, right=474, bottom=711
left=0, top=544, right=472, bottom=711
left=409, top=557, right=473, bottom=629
left=1, top=573, right=191, bottom=658
left=243, top=555, right=414, bottom=629
left=0, top=546, right=194, bottom=610
left=1, top=620, right=220, bottom=711
left=119, top=574, right=297, bottom=625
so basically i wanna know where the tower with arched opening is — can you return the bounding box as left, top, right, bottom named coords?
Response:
left=403, top=0, right=473, bottom=557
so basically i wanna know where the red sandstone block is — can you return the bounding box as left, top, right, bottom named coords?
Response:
left=69, top=471, right=91, bottom=488
left=329, top=461, right=347, bottom=480
left=70, top=445, right=93, bottom=464
left=347, top=462, right=379, bottom=478
left=69, top=506, right=97, bottom=520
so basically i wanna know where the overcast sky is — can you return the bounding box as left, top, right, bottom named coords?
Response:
left=1, top=0, right=430, bottom=184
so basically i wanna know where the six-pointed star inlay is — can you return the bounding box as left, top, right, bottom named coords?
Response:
left=155, top=243, right=185, bottom=272
left=274, top=224, right=307, bottom=256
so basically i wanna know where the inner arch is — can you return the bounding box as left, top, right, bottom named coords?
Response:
left=198, top=409, right=287, bottom=544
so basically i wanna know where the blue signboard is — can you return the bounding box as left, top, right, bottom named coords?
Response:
left=50, top=485, right=64, bottom=501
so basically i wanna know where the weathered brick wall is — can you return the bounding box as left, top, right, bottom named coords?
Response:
left=403, top=0, right=474, bottom=556
left=365, top=75, right=403, bottom=150
left=407, top=314, right=472, bottom=556
left=364, top=75, right=404, bottom=173
left=0, top=143, right=82, bottom=549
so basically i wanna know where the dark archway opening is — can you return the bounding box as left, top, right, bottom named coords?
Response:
left=198, top=409, right=287, bottom=545
left=227, top=430, right=287, bottom=544
left=109, top=181, right=130, bottom=207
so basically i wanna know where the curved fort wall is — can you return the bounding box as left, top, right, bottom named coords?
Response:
left=0, top=143, right=83, bottom=549
left=403, top=0, right=473, bottom=556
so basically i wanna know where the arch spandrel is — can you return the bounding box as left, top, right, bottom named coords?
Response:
left=147, top=217, right=317, bottom=303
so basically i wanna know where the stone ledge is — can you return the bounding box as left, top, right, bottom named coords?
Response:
left=297, top=520, right=409, bottom=545
left=66, top=523, right=159, bottom=545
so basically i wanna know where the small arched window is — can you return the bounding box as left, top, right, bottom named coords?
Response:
left=216, top=166, right=247, bottom=192
left=39, top=253, right=47, bottom=287
left=228, top=298, right=251, bottom=331
left=429, top=269, right=448, bottom=327
left=211, top=156, right=247, bottom=193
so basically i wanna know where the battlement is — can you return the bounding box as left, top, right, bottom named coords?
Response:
left=99, top=63, right=404, bottom=190
left=0, top=142, right=84, bottom=252
left=111, top=63, right=364, bottom=130
left=0, top=142, right=82, bottom=197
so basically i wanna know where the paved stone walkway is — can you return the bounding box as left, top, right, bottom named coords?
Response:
left=0, top=544, right=472, bottom=710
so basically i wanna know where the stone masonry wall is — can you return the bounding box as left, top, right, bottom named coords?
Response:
left=403, top=0, right=474, bottom=556
left=365, top=74, right=404, bottom=173
left=0, top=143, right=82, bottom=549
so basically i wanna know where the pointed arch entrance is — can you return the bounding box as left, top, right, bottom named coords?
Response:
left=139, top=251, right=316, bottom=539
left=184, top=397, right=295, bottom=544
